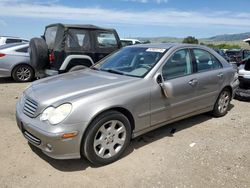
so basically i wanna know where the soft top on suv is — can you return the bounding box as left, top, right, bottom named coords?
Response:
left=29, top=23, right=122, bottom=77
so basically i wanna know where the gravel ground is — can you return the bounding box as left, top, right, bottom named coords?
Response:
left=0, top=77, right=249, bottom=188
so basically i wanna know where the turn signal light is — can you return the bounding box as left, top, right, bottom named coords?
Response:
left=62, top=131, right=78, bottom=139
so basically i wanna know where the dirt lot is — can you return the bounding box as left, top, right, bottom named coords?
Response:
left=0, top=77, right=249, bottom=188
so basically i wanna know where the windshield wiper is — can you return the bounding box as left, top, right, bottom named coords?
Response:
left=101, top=68, right=125, bottom=75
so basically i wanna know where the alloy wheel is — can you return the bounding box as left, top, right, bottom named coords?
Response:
left=218, top=90, right=230, bottom=114
left=16, top=66, right=31, bottom=81
left=93, top=120, right=127, bottom=159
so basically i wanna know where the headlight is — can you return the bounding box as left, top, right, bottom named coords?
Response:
left=40, top=103, right=72, bottom=125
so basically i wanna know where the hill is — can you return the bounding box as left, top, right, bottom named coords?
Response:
left=206, top=32, right=250, bottom=41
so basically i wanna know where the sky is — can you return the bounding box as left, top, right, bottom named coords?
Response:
left=0, top=0, right=250, bottom=39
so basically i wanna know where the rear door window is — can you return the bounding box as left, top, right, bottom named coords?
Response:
left=66, top=29, right=90, bottom=50
left=95, top=31, right=118, bottom=48
left=45, top=26, right=58, bottom=49
left=193, top=49, right=222, bottom=72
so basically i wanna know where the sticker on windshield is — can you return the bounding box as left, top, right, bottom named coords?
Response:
left=146, top=48, right=166, bottom=53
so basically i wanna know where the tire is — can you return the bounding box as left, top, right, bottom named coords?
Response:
left=82, top=111, right=131, bottom=165
left=29, top=38, right=49, bottom=70
left=12, top=64, right=35, bottom=82
left=212, top=88, right=231, bottom=117
left=68, top=65, right=86, bottom=72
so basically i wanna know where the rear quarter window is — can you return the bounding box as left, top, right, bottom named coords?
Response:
left=66, top=29, right=90, bottom=50
left=16, top=47, right=29, bottom=53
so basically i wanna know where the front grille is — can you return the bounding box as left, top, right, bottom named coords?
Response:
left=23, top=98, right=38, bottom=118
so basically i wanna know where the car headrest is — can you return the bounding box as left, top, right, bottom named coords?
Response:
left=198, top=55, right=209, bottom=64
left=172, top=53, right=181, bottom=62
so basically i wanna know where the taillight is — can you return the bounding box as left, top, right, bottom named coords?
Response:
left=49, top=52, right=55, bottom=63
left=0, top=53, right=5, bottom=57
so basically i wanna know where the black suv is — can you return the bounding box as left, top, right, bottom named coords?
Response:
left=29, top=23, right=121, bottom=76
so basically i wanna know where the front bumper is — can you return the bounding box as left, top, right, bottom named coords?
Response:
left=16, top=101, right=87, bottom=160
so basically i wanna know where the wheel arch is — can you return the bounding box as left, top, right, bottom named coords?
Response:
left=221, top=85, right=233, bottom=100
left=59, top=55, right=94, bottom=71
left=81, top=106, right=135, bottom=142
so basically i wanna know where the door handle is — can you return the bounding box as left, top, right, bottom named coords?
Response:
left=188, top=79, right=198, bottom=86
left=217, top=73, right=224, bottom=78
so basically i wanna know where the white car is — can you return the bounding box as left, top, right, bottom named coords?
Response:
left=236, top=57, right=250, bottom=99
left=120, top=38, right=142, bottom=47
left=0, top=36, right=29, bottom=46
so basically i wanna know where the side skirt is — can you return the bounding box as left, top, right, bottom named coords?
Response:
left=132, top=106, right=213, bottom=138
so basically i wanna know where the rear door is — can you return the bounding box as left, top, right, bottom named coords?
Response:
left=191, top=48, right=224, bottom=109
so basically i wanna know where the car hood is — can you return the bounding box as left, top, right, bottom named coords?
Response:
left=25, top=69, right=139, bottom=105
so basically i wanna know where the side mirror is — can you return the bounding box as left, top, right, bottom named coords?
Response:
left=156, top=74, right=169, bottom=98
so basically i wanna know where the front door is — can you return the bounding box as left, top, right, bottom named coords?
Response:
left=150, top=49, right=199, bottom=126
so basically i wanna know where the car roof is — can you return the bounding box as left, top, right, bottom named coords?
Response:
left=0, top=36, right=28, bottom=40
left=127, top=43, right=204, bottom=49
left=0, top=42, right=28, bottom=50
left=46, top=23, right=116, bottom=31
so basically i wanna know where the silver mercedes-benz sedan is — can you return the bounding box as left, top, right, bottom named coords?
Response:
left=0, top=43, right=35, bottom=82
left=16, top=43, right=238, bottom=165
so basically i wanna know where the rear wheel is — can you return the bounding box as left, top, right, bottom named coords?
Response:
left=82, top=111, right=131, bottom=165
left=12, top=64, right=34, bottom=82
left=212, top=88, right=231, bottom=117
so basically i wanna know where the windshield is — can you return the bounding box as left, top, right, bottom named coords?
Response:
left=94, top=47, right=167, bottom=78
left=45, top=26, right=58, bottom=49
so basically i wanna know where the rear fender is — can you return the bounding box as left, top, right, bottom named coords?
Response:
left=59, top=55, right=94, bottom=71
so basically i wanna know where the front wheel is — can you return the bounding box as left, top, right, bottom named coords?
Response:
left=212, top=88, right=231, bottom=117
left=82, top=111, right=131, bottom=165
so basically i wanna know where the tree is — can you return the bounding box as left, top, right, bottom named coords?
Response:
left=182, top=36, right=199, bottom=44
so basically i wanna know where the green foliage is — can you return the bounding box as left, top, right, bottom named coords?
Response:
left=182, top=36, right=199, bottom=44
left=205, top=43, right=241, bottom=49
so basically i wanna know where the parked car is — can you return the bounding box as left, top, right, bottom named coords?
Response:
left=16, top=43, right=238, bottom=165
left=120, top=38, right=142, bottom=47
left=235, top=57, right=250, bottom=99
left=225, top=49, right=250, bottom=65
left=213, top=48, right=230, bottom=62
left=29, top=23, right=122, bottom=77
left=0, top=43, right=35, bottom=82
left=0, top=36, right=29, bottom=46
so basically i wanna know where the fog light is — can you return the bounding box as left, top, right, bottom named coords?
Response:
left=46, top=143, right=53, bottom=151
left=62, top=131, right=78, bottom=139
